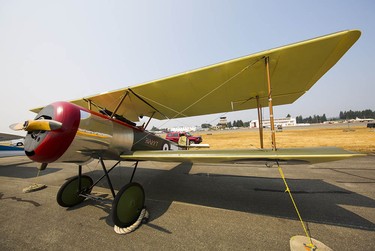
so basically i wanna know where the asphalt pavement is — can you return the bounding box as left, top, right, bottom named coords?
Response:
left=0, top=155, right=374, bottom=250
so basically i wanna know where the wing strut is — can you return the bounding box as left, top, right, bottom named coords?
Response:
left=256, top=95, right=264, bottom=149
left=83, top=98, right=105, bottom=112
left=128, top=88, right=169, bottom=119
left=87, top=99, right=92, bottom=110
left=265, top=57, right=277, bottom=150
left=112, top=91, right=129, bottom=117
left=143, top=111, right=155, bottom=130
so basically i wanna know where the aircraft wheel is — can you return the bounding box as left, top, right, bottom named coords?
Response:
left=162, top=143, right=170, bottom=151
left=112, top=182, right=145, bottom=228
left=56, top=175, right=93, bottom=207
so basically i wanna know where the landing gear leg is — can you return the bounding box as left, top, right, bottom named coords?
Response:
left=56, top=160, right=148, bottom=234
left=56, top=165, right=94, bottom=207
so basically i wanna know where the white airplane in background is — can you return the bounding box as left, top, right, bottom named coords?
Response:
left=355, top=117, right=374, bottom=122
left=0, top=132, right=25, bottom=158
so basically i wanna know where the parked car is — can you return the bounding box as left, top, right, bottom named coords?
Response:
left=166, top=132, right=202, bottom=145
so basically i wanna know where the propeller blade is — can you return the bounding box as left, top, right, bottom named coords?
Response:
left=9, top=122, right=25, bottom=131
left=10, top=120, right=62, bottom=132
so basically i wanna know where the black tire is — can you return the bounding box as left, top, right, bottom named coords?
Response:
left=162, top=142, right=170, bottom=151
left=112, top=182, right=145, bottom=228
left=56, top=175, right=93, bottom=207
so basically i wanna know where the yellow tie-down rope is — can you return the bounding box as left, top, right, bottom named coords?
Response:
left=276, top=161, right=316, bottom=250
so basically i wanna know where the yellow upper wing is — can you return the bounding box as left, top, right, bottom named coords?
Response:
left=34, top=30, right=361, bottom=121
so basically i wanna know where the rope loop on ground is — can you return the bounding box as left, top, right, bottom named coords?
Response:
left=113, top=208, right=149, bottom=235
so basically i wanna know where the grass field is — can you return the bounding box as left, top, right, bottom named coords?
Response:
left=193, top=125, right=375, bottom=153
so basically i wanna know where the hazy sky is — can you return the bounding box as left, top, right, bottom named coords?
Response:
left=0, top=0, right=374, bottom=133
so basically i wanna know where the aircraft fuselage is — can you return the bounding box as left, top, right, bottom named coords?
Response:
left=24, top=101, right=176, bottom=164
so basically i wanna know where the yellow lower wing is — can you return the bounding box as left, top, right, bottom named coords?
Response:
left=121, top=147, right=364, bottom=164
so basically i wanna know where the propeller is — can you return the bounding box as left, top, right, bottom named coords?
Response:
left=10, top=119, right=62, bottom=132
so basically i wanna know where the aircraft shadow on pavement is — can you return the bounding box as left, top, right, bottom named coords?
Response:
left=0, top=163, right=61, bottom=179
left=82, top=161, right=375, bottom=232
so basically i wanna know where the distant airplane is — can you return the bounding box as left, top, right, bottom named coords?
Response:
left=355, top=117, right=374, bottom=122
left=11, top=30, right=363, bottom=235
left=0, top=132, right=25, bottom=158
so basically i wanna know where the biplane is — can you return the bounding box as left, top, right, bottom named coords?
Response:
left=11, top=30, right=362, bottom=234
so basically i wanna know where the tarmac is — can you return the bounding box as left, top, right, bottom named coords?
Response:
left=0, top=155, right=374, bottom=250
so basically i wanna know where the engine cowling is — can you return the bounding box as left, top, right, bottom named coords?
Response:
left=24, top=102, right=81, bottom=163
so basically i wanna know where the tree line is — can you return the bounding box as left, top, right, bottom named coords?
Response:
left=226, top=120, right=250, bottom=128
left=296, top=114, right=327, bottom=124
left=201, top=120, right=250, bottom=129
left=339, top=109, right=375, bottom=120
left=297, top=109, right=374, bottom=124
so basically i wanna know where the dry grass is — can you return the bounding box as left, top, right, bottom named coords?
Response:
left=197, top=126, right=375, bottom=153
